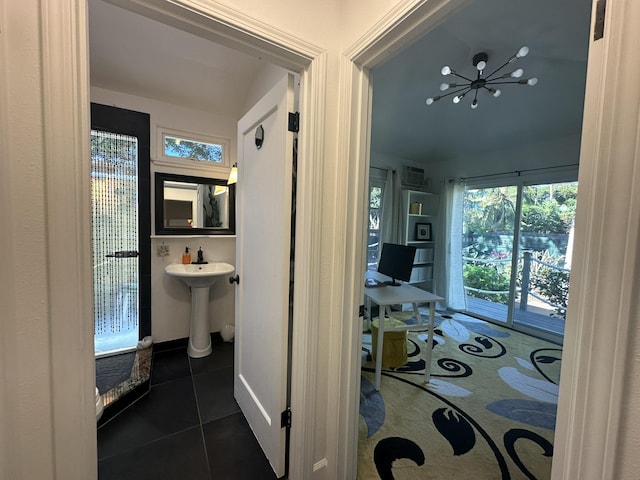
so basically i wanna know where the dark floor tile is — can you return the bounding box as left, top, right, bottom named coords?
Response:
left=193, top=366, right=240, bottom=423
left=203, top=412, right=277, bottom=480
left=98, top=426, right=209, bottom=480
left=151, top=348, right=191, bottom=385
left=98, top=376, right=199, bottom=459
left=153, top=337, right=189, bottom=353
left=190, top=341, right=234, bottom=375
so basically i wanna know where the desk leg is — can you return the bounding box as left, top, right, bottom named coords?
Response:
left=374, top=306, right=386, bottom=391
left=364, top=297, right=371, bottom=332
left=424, top=302, right=435, bottom=384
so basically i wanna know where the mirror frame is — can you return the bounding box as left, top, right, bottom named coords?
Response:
left=154, top=172, right=236, bottom=235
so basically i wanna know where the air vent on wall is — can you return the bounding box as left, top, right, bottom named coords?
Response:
left=402, top=166, right=425, bottom=188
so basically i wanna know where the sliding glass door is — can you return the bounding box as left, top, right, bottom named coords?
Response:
left=462, top=185, right=518, bottom=324
left=512, top=183, right=576, bottom=336
left=462, top=180, right=577, bottom=340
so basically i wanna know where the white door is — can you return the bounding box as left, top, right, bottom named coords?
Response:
left=234, top=73, right=295, bottom=478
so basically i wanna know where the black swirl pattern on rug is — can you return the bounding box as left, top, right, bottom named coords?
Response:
left=377, top=369, right=511, bottom=479
left=373, top=437, right=425, bottom=480
left=504, top=429, right=553, bottom=480
left=459, top=335, right=507, bottom=358
left=530, top=348, right=562, bottom=384
left=379, top=339, right=472, bottom=378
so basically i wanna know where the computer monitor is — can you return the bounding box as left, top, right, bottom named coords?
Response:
left=377, top=243, right=416, bottom=286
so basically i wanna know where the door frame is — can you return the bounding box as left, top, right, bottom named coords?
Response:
left=336, top=0, right=640, bottom=479
left=41, top=0, right=325, bottom=478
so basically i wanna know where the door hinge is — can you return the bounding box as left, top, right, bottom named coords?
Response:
left=594, top=0, right=606, bottom=40
left=281, top=407, right=292, bottom=429
left=288, top=112, right=299, bottom=133
left=359, top=304, right=366, bottom=318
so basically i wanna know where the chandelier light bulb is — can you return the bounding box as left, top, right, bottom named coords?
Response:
left=471, top=99, right=478, bottom=109
left=453, top=94, right=465, bottom=104
left=441, top=65, right=451, bottom=76
left=493, top=89, right=502, bottom=97
left=511, top=68, right=524, bottom=78
left=440, top=83, right=450, bottom=91
left=476, top=60, right=486, bottom=71
left=527, top=77, right=538, bottom=86
left=426, top=97, right=434, bottom=105
left=517, top=46, right=529, bottom=58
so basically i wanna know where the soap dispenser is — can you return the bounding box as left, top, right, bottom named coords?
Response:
left=182, top=247, right=191, bottom=265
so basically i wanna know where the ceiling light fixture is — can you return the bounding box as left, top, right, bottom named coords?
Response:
left=426, top=46, right=538, bottom=109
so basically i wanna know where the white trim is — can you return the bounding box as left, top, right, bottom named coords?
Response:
left=40, top=0, right=97, bottom=478
left=102, top=0, right=321, bottom=69
left=288, top=52, right=327, bottom=479
left=332, top=55, right=373, bottom=479
left=313, top=458, right=329, bottom=472
left=154, top=125, right=231, bottom=170
left=337, top=0, right=640, bottom=479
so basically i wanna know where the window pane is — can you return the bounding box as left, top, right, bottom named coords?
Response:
left=462, top=186, right=518, bottom=323
left=368, top=186, right=383, bottom=271
left=164, top=135, right=223, bottom=163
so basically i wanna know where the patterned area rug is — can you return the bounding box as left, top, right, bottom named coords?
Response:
left=358, top=311, right=562, bottom=480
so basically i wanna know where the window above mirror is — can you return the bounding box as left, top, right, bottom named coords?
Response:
left=155, top=172, right=235, bottom=235
left=154, top=127, right=230, bottom=173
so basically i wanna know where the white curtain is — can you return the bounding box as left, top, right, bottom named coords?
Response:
left=434, top=180, right=466, bottom=310
left=380, top=168, right=402, bottom=248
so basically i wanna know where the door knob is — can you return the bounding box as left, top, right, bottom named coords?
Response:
left=229, top=275, right=240, bottom=285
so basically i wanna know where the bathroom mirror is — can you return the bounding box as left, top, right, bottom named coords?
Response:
left=155, top=172, right=235, bottom=235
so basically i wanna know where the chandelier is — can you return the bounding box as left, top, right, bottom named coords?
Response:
left=426, top=46, right=538, bottom=109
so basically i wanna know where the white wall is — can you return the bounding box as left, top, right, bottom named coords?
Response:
left=425, top=133, right=582, bottom=184
left=371, top=133, right=582, bottom=195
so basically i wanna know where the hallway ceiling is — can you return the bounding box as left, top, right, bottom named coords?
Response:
left=88, top=0, right=265, bottom=119
left=89, top=0, right=592, bottom=161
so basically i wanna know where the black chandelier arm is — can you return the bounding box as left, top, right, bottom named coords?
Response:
left=448, top=71, right=475, bottom=83
left=484, top=80, right=529, bottom=85
left=483, top=58, right=516, bottom=82
left=435, top=86, right=472, bottom=100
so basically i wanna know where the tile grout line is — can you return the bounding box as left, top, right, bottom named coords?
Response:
left=189, top=356, right=214, bottom=480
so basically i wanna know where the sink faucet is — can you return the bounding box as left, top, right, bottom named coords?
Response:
left=196, top=247, right=205, bottom=264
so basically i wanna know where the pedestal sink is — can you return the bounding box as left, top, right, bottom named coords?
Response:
left=165, top=262, right=235, bottom=358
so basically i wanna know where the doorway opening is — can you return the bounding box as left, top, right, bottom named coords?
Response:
left=355, top=0, right=590, bottom=475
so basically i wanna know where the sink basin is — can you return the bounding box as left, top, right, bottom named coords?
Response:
left=165, top=262, right=235, bottom=288
left=164, top=262, right=235, bottom=358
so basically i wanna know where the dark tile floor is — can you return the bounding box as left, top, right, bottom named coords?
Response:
left=97, top=340, right=277, bottom=480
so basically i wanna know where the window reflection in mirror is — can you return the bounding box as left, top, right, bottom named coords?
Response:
left=155, top=172, right=235, bottom=235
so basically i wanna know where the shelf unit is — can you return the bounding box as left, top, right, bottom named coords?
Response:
left=401, top=189, right=439, bottom=291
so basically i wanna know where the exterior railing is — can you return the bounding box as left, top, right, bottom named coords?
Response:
left=463, top=252, right=570, bottom=314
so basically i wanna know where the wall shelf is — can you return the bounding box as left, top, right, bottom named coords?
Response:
left=401, top=190, right=439, bottom=292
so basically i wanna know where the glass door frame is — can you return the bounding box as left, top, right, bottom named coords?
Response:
left=91, top=103, right=151, bottom=355
left=462, top=169, right=577, bottom=343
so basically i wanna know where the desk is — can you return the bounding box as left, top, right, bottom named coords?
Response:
left=364, top=272, right=444, bottom=391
